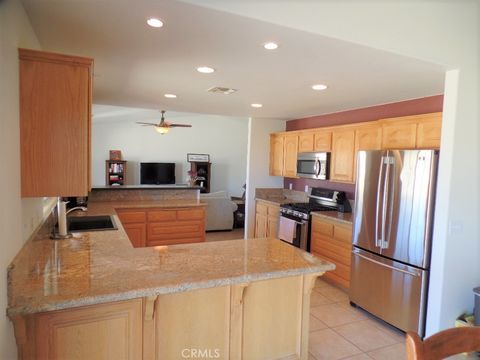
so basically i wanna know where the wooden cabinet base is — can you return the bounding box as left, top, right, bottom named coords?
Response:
left=11, top=274, right=324, bottom=360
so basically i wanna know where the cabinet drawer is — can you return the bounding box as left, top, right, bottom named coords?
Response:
left=311, top=236, right=351, bottom=266
left=333, top=225, right=352, bottom=243
left=313, top=252, right=351, bottom=282
left=177, top=208, right=204, bottom=221
left=117, top=210, right=146, bottom=224
left=256, top=202, right=268, bottom=215
left=147, top=210, right=177, bottom=222
left=312, top=218, right=334, bottom=237
left=147, top=221, right=204, bottom=240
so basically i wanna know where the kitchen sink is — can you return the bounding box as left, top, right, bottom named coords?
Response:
left=67, top=215, right=117, bottom=232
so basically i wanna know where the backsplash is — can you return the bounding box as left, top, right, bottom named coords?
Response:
left=284, top=178, right=356, bottom=199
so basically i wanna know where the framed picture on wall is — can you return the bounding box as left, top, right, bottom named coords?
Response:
left=187, top=153, right=210, bottom=162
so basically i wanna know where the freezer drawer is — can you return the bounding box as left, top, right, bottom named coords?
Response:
left=349, top=248, right=428, bottom=336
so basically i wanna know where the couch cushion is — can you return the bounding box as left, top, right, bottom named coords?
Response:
left=200, top=190, right=227, bottom=199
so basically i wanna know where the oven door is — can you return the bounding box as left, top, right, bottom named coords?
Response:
left=278, top=214, right=308, bottom=250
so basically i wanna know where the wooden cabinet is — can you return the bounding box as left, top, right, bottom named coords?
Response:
left=122, top=223, right=146, bottom=248
left=117, top=207, right=205, bottom=247
left=298, top=132, right=314, bottom=153
left=283, top=134, right=299, bottom=178
left=355, top=124, right=382, bottom=151
left=254, top=201, right=280, bottom=238
left=314, top=130, right=332, bottom=151
left=269, top=134, right=284, bottom=176
left=311, top=216, right=353, bottom=289
left=33, top=299, right=143, bottom=359
left=330, top=129, right=356, bottom=183
left=382, top=119, right=417, bottom=149
left=19, top=49, right=93, bottom=197
left=416, top=113, right=442, bottom=148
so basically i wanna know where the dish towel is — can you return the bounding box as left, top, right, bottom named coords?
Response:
left=278, top=216, right=297, bottom=243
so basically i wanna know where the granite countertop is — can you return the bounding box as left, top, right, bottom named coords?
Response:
left=255, top=197, right=300, bottom=206
left=83, top=199, right=206, bottom=215
left=311, top=211, right=353, bottom=225
left=7, top=200, right=334, bottom=317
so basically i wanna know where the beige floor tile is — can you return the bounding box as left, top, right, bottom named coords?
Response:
left=315, top=278, right=332, bottom=288
left=341, top=354, right=373, bottom=360
left=310, top=315, right=328, bottom=331
left=315, top=284, right=350, bottom=302
left=368, top=319, right=405, bottom=344
left=311, top=303, right=368, bottom=327
left=205, top=228, right=244, bottom=241
left=333, top=320, right=399, bottom=352
left=309, top=352, right=317, bottom=360
left=309, top=328, right=362, bottom=360
left=311, top=291, right=335, bottom=306
left=367, top=343, right=406, bottom=360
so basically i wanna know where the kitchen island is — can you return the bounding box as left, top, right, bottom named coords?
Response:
left=8, top=206, right=334, bottom=359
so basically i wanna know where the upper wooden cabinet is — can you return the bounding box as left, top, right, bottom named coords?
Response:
left=269, top=134, right=284, bottom=176
left=283, top=134, right=299, bottom=178
left=416, top=113, right=442, bottom=148
left=314, top=130, right=332, bottom=151
left=381, top=119, right=417, bottom=149
left=330, top=129, right=356, bottom=183
left=355, top=123, right=382, bottom=151
left=19, top=49, right=93, bottom=197
left=298, top=132, right=314, bottom=153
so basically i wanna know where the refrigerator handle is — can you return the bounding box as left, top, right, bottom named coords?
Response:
left=352, top=249, right=421, bottom=277
left=384, top=157, right=396, bottom=250
left=375, top=156, right=386, bottom=248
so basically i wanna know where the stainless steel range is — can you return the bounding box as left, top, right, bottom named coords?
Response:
left=278, top=188, right=352, bottom=251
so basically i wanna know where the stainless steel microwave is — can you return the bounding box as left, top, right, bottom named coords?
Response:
left=296, top=152, right=330, bottom=180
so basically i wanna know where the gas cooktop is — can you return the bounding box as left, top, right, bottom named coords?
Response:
left=281, top=202, right=336, bottom=213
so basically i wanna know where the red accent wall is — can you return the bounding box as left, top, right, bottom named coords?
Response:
left=284, top=95, right=444, bottom=198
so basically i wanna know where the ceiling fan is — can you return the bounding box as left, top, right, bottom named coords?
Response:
left=136, top=110, right=192, bottom=134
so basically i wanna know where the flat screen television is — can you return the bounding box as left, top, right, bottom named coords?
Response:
left=140, top=163, right=175, bottom=185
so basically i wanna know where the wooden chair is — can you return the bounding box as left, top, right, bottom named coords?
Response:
left=406, top=327, right=480, bottom=359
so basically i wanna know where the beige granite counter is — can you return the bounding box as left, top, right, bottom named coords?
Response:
left=255, top=188, right=308, bottom=206
left=311, top=211, right=353, bottom=225
left=7, top=199, right=334, bottom=316
left=83, top=199, right=206, bottom=216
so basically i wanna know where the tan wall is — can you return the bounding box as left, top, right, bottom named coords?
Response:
left=0, top=0, right=54, bottom=357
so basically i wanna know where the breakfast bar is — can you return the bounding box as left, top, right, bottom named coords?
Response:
left=8, top=200, right=334, bottom=359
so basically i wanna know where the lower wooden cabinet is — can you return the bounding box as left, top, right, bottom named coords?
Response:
left=254, top=201, right=279, bottom=238
left=12, top=275, right=323, bottom=360
left=117, top=207, right=206, bottom=247
left=28, top=299, right=143, bottom=360
left=311, top=216, right=353, bottom=289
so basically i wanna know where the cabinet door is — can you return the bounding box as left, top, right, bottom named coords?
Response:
left=269, top=134, right=284, bottom=176
left=35, top=299, right=143, bottom=360
left=19, top=49, right=93, bottom=197
left=147, top=220, right=205, bottom=246
left=330, top=129, right=355, bottom=183
left=123, top=223, right=146, bottom=248
left=416, top=114, right=441, bottom=148
left=298, top=132, right=314, bottom=153
left=382, top=120, right=417, bottom=149
left=267, top=216, right=279, bottom=238
left=283, top=134, right=299, bottom=178
left=355, top=124, right=382, bottom=151
left=314, top=131, right=332, bottom=151
left=255, top=213, right=267, bottom=238
left=117, top=210, right=146, bottom=224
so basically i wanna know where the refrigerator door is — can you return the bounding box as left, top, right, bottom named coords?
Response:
left=352, top=150, right=386, bottom=253
left=350, top=248, right=429, bottom=336
left=380, top=150, right=438, bottom=268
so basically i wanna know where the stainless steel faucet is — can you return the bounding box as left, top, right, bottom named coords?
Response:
left=51, top=198, right=87, bottom=239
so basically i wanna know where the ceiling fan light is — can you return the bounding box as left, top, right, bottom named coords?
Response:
left=155, top=126, right=169, bottom=135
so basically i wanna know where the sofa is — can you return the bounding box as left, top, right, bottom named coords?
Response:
left=200, top=191, right=238, bottom=231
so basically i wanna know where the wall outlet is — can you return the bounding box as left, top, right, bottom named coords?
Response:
left=304, top=185, right=309, bottom=192
left=289, top=183, right=293, bottom=190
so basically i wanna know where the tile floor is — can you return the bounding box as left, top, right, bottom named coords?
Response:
left=309, top=278, right=407, bottom=360
left=205, top=228, right=245, bottom=242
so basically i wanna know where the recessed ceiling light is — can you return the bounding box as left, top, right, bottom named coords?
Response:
left=251, top=103, right=263, bottom=108
left=312, top=84, right=328, bottom=91
left=196, top=66, right=215, bottom=74
left=263, top=42, right=278, bottom=50
left=164, top=94, right=177, bottom=98
left=147, top=18, right=163, bottom=28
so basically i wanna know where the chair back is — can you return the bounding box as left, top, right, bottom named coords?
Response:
left=406, top=327, right=480, bottom=360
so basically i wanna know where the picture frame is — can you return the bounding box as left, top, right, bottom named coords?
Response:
left=109, top=150, right=122, bottom=160
left=187, top=153, right=210, bottom=162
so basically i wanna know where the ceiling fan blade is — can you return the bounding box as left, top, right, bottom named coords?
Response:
left=136, top=122, right=158, bottom=126
left=169, top=124, right=192, bottom=128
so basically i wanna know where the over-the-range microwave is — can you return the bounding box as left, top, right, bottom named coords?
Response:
left=296, top=152, right=330, bottom=180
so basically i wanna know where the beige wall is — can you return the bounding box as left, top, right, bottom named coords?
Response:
left=0, top=0, right=55, bottom=356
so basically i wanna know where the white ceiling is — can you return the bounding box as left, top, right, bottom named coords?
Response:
left=22, top=0, right=445, bottom=120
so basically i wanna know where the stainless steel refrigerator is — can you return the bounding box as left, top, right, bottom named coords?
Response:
left=350, top=149, right=438, bottom=336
